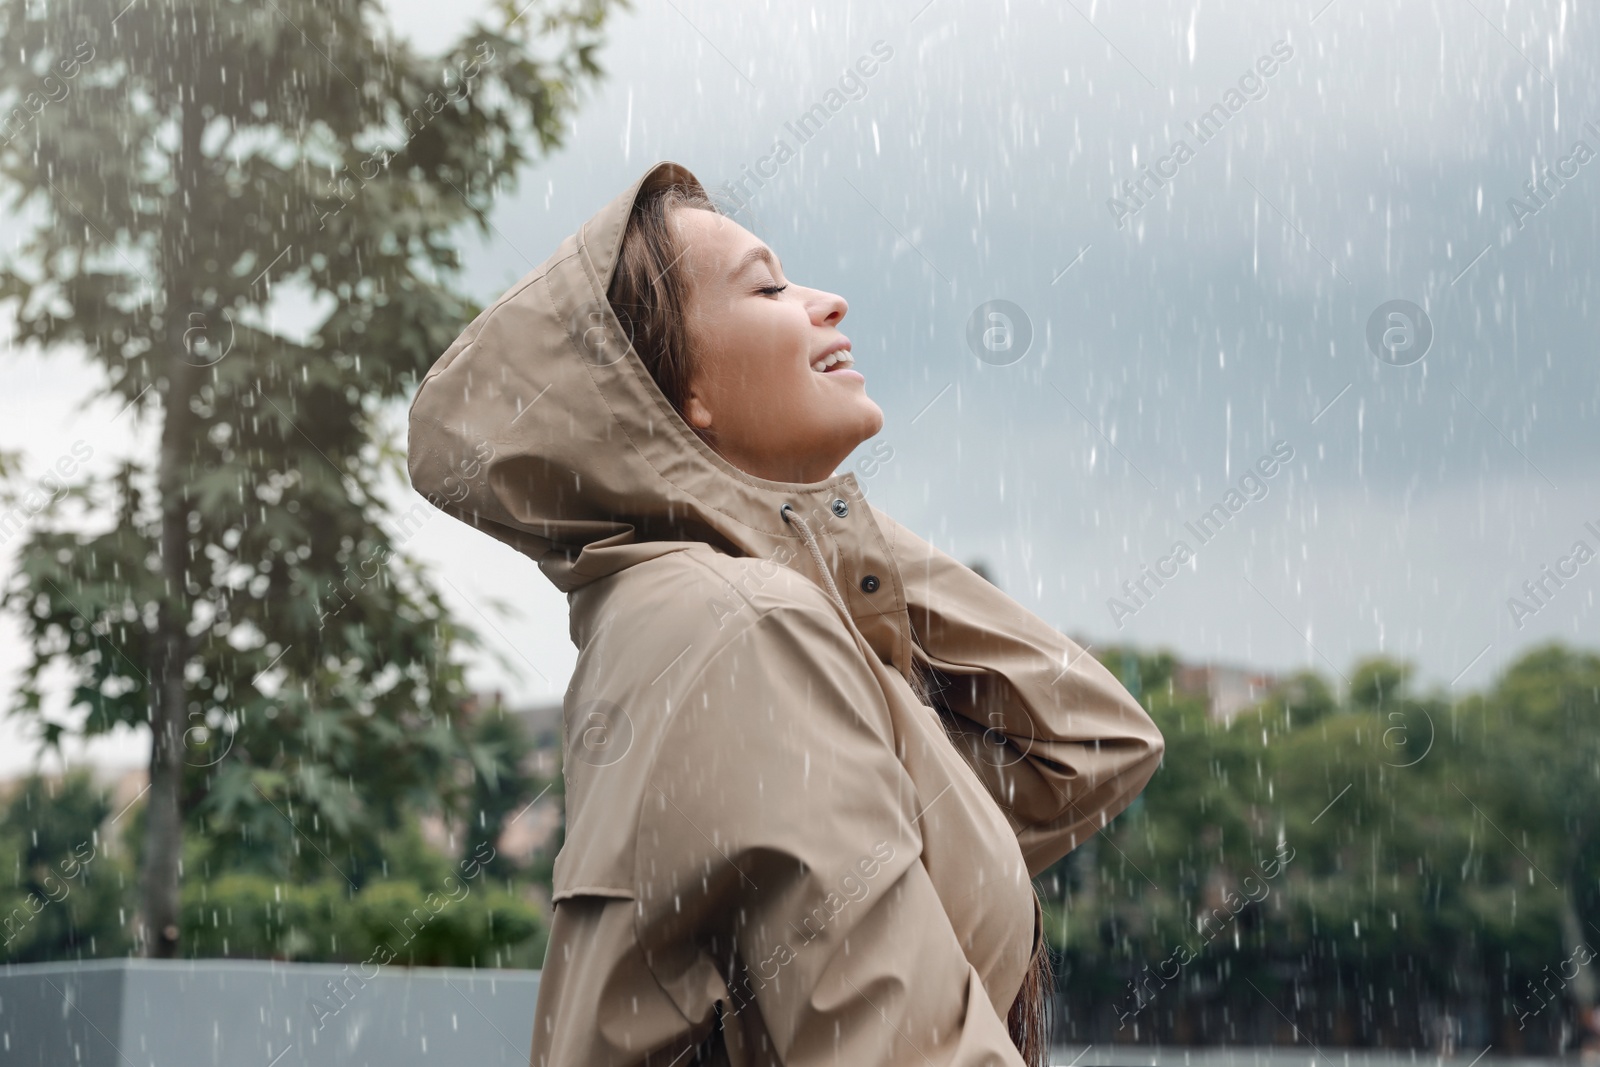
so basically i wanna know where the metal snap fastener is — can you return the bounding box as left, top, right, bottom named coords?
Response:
left=860, top=574, right=880, bottom=593
left=831, top=498, right=849, bottom=518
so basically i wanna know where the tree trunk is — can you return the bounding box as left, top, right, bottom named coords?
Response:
left=137, top=91, right=203, bottom=960
left=138, top=555, right=190, bottom=957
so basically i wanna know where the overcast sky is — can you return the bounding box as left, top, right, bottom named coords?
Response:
left=2, top=0, right=1595, bottom=776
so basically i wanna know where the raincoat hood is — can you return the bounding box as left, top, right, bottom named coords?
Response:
left=407, top=159, right=918, bottom=678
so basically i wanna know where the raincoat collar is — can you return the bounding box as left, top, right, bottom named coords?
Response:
left=406, top=160, right=918, bottom=678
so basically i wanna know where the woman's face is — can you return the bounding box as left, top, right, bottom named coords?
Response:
left=673, top=208, right=884, bottom=484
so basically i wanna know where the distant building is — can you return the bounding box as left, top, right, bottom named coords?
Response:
left=508, top=700, right=564, bottom=756
left=1172, top=662, right=1278, bottom=723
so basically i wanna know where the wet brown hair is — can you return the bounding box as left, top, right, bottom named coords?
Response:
left=612, top=178, right=1054, bottom=1067
left=1008, top=932, right=1056, bottom=1067
left=607, top=179, right=721, bottom=450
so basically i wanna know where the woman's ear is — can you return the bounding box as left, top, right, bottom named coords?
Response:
left=684, top=392, right=714, bottom=432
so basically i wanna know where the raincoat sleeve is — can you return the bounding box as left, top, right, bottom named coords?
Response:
left=633, top=601, right=1031, bottom=1067
left=872, top=505, right=1165, bottom=878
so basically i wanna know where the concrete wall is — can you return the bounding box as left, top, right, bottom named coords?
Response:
left=0, top=958, right=540, bottom=1067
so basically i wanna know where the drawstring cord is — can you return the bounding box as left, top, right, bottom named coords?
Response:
left=780, top=503, right=851, bottom=617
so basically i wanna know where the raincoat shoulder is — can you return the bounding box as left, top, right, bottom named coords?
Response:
left=550, top=543, right=896, bottom=902
left=548, top=542, right=865, bottom=901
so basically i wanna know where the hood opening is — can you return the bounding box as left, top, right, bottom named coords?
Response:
left=406, top=160, right=870, bottom=596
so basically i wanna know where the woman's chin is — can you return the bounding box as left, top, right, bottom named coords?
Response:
left=805, top=387, right=882, bottom=440
left=837, top=405, right=884, bottom=451
left=851, top=394, right=885, bottom=436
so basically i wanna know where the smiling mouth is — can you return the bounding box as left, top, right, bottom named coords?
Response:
left=811, top=348, right=855, bottom=373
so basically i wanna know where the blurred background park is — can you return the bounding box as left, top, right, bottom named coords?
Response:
left=0, top=0, right=1596, bottom=1061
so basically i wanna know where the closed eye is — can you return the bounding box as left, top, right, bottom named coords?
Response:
left=758, top=284, right=788, bottom=296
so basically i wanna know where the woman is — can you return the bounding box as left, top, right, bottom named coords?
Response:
left=407, top=160, right=1164, bottom=1066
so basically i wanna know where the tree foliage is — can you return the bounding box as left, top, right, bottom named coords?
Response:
left=0, top=0, right=626, bottom=955
left=0, top=771, right=133, bottom=962
left=1044, top=642, right=1600, bottom=1051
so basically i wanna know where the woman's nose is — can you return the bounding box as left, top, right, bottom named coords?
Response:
left=813, top=289, right=847, bottom=326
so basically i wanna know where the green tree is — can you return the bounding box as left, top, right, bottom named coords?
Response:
left=181, top=816, right=543, bottom=968
left=1046, top=643, right=1597, bottom=1050
left=1457, top=644, right=1600, bottom=1023
left=0, top=0, right=625, bottom=958
left=525, top=746, right=566, bottom=900
left=0, top=772, right=133, bottom=962
left=1347, top=656, right=1415, bottom=711
left=462, top=696, right=538, bottom=878
left=1270, top=668, right=1340, bottom=728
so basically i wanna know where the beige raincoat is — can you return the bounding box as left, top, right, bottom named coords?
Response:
left=406, top=160, right=1165, bottom=1066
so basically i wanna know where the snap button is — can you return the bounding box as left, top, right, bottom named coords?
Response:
left=831, top=498, right=849, bottom=518
left=860, top=574, right=880, bottom=593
